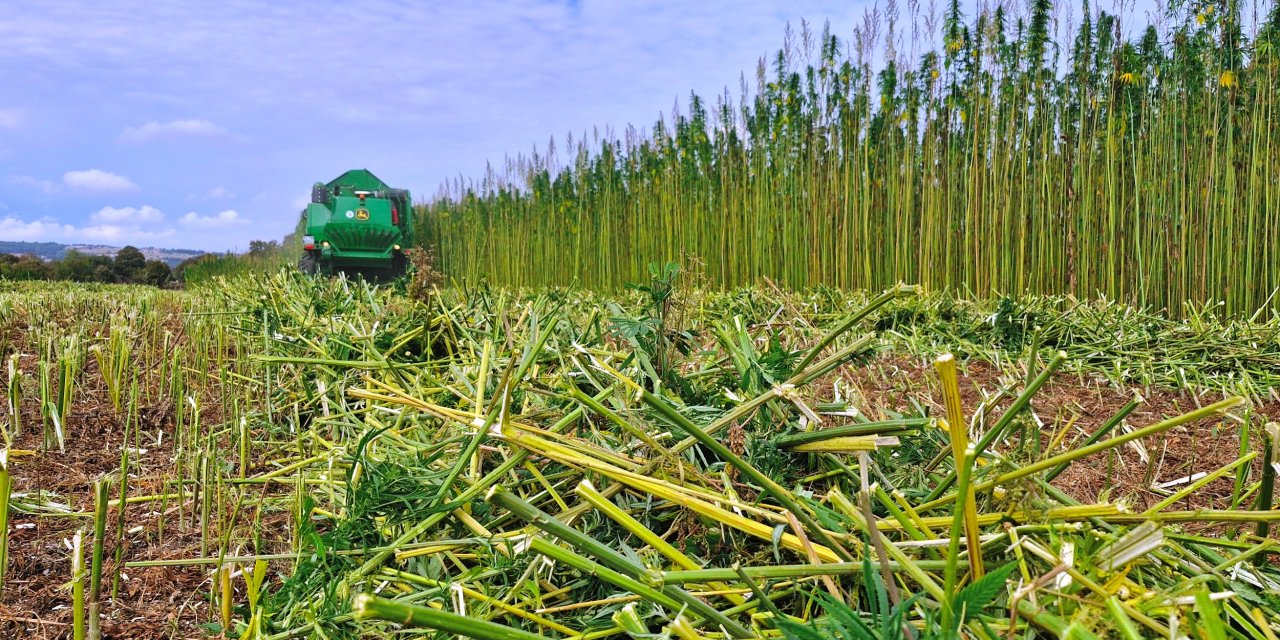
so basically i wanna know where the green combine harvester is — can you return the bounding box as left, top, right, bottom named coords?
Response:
left=300, top=169, right=412, bottom=278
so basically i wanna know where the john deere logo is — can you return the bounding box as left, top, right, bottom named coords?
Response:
left=355, top=209, right=370, bottom=221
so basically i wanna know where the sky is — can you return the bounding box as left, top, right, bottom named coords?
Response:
left=0, top=0, right=1161, bottom=253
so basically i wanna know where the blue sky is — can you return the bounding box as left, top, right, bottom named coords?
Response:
left=0, top=0, right=1158, bottom=252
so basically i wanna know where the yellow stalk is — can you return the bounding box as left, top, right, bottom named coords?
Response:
left=870, top=504, right=1124, bottom=531
left=1251, top=608, right=1280, bottom=640
left=891, top=489, right=939, bottom=539
left=950, top=430, right=984, bottom=579
left=503, top=426, right=778, bottom=521
left=574, top=480, right=745, bottom=605
left=525, top=438, right=842, bottom=561
left=872, top=485, right=935, bottom=560
left=472, top=339, right=491, bottom=480
left=935, top=354, right=982, bottom=579
left=219, top=564, right=234, bottom=631
left=828, top=487, right=945, bottom=600
left=629, top=473, right=841, bottom=561
left=504, top=421, right=645, bottom=471
left=394, top=542, right=476, bottom=562
left=1044, top=413, right=1080, bottom=455
left=791, top=435, right=893, bottom=452
left=934, top=354, right=967, bottom=455
left=1005, top=524, right=1034, bottom=586
left=667, top=616, right=711, bottom=640
left=385, top=569, right=580, bottom=636
left=1141, top=452, right=1257, bottom=516
left=476, top=339, right=491, bottom=417
left=566, top=387, right=692, bottom=475
left=523, top=461, right=570, bottom=512
left=538, top=594, right=639, bottom=614
left=784, top=510, right=842, bottom=599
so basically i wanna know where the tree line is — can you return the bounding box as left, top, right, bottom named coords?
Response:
left=0, top=246, right=175, bottom=286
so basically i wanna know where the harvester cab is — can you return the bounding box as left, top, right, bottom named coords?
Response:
left=300, top=169, right=412, bottom=279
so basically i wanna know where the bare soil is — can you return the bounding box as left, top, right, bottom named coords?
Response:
left=837, top=353, right=1280, bottom=520
left=1, top=360, right=213, bottom=638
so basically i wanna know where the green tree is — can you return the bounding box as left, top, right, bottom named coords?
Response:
left=0, top=254, right=52, bottom=280
left=114, top=246, right=147, bottom=282
left=249, top=240, right=280, bottom=255
left=53, top=250, right=98, bottom=281
left=0, top=254, right=18, bottom=278
left=140, top=260, right=172, bottom=287
left=93, top=264, right=117, bottom=283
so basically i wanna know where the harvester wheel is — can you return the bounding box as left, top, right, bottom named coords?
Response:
left=299, top=252, right=318, bottom=275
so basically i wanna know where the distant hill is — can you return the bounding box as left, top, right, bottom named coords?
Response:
left=0, top=241, right=64, bottom=261
left=0, top=241, right=207, bottom=268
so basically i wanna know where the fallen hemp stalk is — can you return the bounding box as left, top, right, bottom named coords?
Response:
left=231, top=276, right=1273, bottom=638
left=4, top=275, right=1278, bottom=638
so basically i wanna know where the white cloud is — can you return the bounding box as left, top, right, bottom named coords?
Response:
left=180, top=209, right=244, bottom=227
left=4, top=201, right=180, bottom=247
left=0, top=216, right=76, bottom=241
left=10, top=175, right=60, bottom=195
left=0, top=205, right=262, bottom=250
left=63, top=169, right=139, bottom=193
left=118, top=119, right=232, bottom=143
left=91, top=204, right=165, bottom=224
left=0, top=109, right=20, bottom=129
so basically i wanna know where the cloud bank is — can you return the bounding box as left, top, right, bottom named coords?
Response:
left=1, top=205, right=249, bottom=249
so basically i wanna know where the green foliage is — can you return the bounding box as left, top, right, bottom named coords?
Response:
left=951, top=562, right=1018, bottom=626
left=53, top=250, right=114, bottom=282
left=140, top=260, right=172, bottom=287
left=988, top=296, right=1036, bottom=350
left=779, top=555, right=925, bottom=640
left=0, top=254, right=52, bottom=281
left=178, top=248, right=298, bottom=285
left=178, top=210, right=307, bottom=285
left=610, top=261, right=688, bottom=386
left=112, top=246, right=146, bottom=281
left=265, top=495, right=364, bottom=635
left=778, top=560, right=1018, bottom=640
